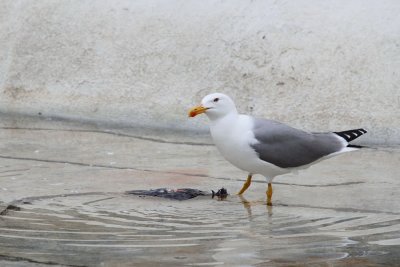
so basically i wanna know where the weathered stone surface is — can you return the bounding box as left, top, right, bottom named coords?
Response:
left=1, top=1, right=399, bottom=145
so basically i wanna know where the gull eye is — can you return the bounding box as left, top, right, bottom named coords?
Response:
left=213, top=97, right=219, bottom=102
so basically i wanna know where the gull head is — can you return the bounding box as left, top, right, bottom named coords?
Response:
left=188, top=93, right=238, bottom=120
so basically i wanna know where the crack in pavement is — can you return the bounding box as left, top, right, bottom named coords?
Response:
left=268, top=181, right=364, bottom=187
left=0, top=168, right=30, bottom=173
left=0, top=173, right=23, bottom=178
left=213, top=176, right=365, bottom=187
left=0, top=155, right=146, bottom=171
left=0, top=127, right=212, bottom=146
left=0, top=154, right=217, bottom=181
left=0, top=254, right=87, bottom=267
left=0, top=154, right=366, bottom=189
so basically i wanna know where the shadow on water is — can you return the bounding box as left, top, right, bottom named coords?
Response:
left=1, top=193, right=399, bottom=266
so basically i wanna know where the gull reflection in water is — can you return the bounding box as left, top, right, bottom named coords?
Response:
left=238, top=195, right=273, bottom=218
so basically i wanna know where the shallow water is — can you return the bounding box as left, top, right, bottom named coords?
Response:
left=1, top=193, right=399, bottom=266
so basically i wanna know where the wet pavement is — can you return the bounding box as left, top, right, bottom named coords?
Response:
left=0, top=114, right=399, bottom=266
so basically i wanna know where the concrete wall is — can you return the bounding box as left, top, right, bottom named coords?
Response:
left=1, top=0, right=399, bottom=144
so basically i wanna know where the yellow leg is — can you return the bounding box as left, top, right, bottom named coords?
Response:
left=267, top=183, right=273, bottom=206
left=237, top=174, right=252, bottom=195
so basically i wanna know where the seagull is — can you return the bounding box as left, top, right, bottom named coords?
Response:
left=188, top=93, right=367, bottom=206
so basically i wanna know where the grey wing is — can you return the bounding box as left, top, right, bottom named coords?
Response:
left=250, top=118, right=345, bottom=168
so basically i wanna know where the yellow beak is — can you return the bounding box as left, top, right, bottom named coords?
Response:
left=188, top=105, right=208, bottom=117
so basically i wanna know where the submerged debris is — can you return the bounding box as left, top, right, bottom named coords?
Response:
left=126, top=188, right=207, bottom=200
left=126, top=188, right=228, bottom=201
left=212, top=188, right=228, bottom=200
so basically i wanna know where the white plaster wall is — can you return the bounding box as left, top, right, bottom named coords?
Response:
left=0, top=0, right=399, bottom=144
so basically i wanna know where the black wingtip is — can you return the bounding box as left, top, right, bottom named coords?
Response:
left=334, top=128, right=368, bottom=142
left=347, top=144, right=367, bottom=148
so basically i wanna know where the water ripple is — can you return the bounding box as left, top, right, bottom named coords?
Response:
left=0, top=193, right=399, bottom=266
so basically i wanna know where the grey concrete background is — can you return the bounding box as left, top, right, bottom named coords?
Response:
left=1, top=0, right=399, bottom=145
